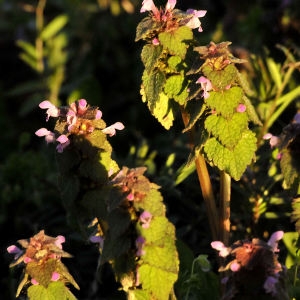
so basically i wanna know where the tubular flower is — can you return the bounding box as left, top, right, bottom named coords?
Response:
left=186, top=9, right=207, bottom=32
left=211, top=233, right=289, bottom=299
left=39, top=101, right=60, bottom=121
left=139, top=211, right=153, bottom=229
left=35, top=128, right=56, bottom=144
left=102, top=122, right=125, bottom=137
left=36, top=99, right=122, bottom=153
left=196, top=76, right=212, bottom=99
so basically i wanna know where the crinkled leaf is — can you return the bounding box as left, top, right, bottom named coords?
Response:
left=152, top=92, right=175, bottom=129
left=81, top=189, right=109, bottom=220
left=56, top=260, right=80, bottom=290
left=141, top=44, right=163, bottom=71
left=205, top=87, right=243, bottom=118
left=57, top=175, right=80, bottom=209
left=164, top=75, right=189, bottom=105
left=140, top=217, right=175, bottom=247
left=27, top=285, right=51, bottom=300
left=202, top=64, right=238, bottom=90
left=107, top=208, right=131, bottom=238
left=142, top=70, right=166, bottom=111
left=26, top=260, right=56, bottom=287
left=27, top=282, right=77, bottom=300
left=204, top=130, right=257, bottom=180
left=167, top=55, right=183, bottom=72
left=128, top=289, right=151, bottom=300
left=101, top=233, right=131, bottom=263
left=47, top=282, right=77, bottom=300
left=135, top=17, right=161, bottom=42
left=182, top=100, right=207, bottom=133
left=79, top=158, right=108, bottom=182
left=205, top=112, right=248, bottom=149
left=133, top=187, right=165, bottom=217
left=280, top=149, right=300, bottom=189
left=139, top=264, right=178, bottom=300
left=292, top=197, right=300, bottom=235
left=158, top=26, right=193, bottom=58
left=243, top=95, right=262, bottom=126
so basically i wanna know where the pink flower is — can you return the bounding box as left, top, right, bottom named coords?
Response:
left=263, top=275, right=278, bottom=295
left=236, top=104, right=246, bottom=113
left=127, top=192, right=134, bottom=201
left=268, top=231, right=284, bottom=252
left=136, top=236, right=146, bottom=256
left=39, top=101, right=60, bottom=121
left=196, top=76, right=212, bottom=99
left=139, top=211, right=152, bottom=229
left=140, top=0, right=159, bottom=18
left=165, top=0, right=176, bottom=11
left=102, top=122, right=125, bottom=136
left=211, top=241, right=230, bottom=257
left=35, top=128, right=56, bottom=144
left=263, top=133, right=280, bottom=148
left=186, top=9, right=207, bottom=32
left=230, top=261, right=241, bottom=272
left=7, top=245, right=23, bottom=260
left=54, top=235, right=65, bottom=249
left=56, top=135, right=70, bottom=153
left=51, top=272, right=60, bottom=281
left=89, top=235, right=104, bottom=249
left=31, top=278, right=39, bottom=285
left=152, top=37, right=160, bottom=45
left=24, top=256, right=32, bottom=263
left=293, top=112, right=300, bottom=124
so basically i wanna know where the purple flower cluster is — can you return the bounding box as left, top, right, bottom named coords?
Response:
left=35, top=99, right=124, bottom=152
left=211, top=231, right=286, bottom=297
left=140, top=0, right=206, bottom=45
left=7, top=230, right=69, bottom=287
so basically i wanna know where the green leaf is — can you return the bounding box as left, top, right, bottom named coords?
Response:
left=128, top=289, right=151, bottom=300
left=139, top=264, right=178, bottom=300
left=167, top=55, right=183, bottom=72
left=135, top=17, right=161, bottom=42
left=158, top=26, right=193, bottom=58
left=182, top=100, right=207, bottom=133
left=280, top=149, right=300, bottom=189
left=27, top=285, right=50, bottom=300
left=26, top=260, right=56, bottom=287
left=142, top=70, right=166, bottom=111
left=141, top=44, right=163, bottom=71
left=56, top=261, right=80, bottom=290
left=205, top=87, right=243, bottom=118
left=202, top=64, right=238, bottom=90
left=204, top=113, right=248, bottom=149
left=47, top=282, right=77, bottom=300
left=152, top=92, right=175, bottom=129
left=40, top=15, right=69, bottom=41
left=16, top=40, right=37, bottom=59
left=141, top=217, right=175, bottom=247
left=164, top=75, right=188, bottom=105
left=243, top=95, right=262, bottom=126
left=291, top=197, right=300, bottom=234
left=27, top=282, right=77, bottom=300
left=204, top=130, right=257, bottom=180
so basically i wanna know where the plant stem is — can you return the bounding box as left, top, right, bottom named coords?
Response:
left=36, top=0, right=46, bottom=74
left=181, top=110, right=219, bottom=240
left=220, top=171, right=231, bottom=245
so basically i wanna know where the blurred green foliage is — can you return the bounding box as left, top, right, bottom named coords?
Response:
left=1, top=0, right=300, bottom=299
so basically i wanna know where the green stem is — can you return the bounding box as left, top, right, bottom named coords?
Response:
left=181, top=110, right=218, bottom=240
left=220, top=171, right=231, bottom=245
left=36, top=0, right=46, bottom=74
